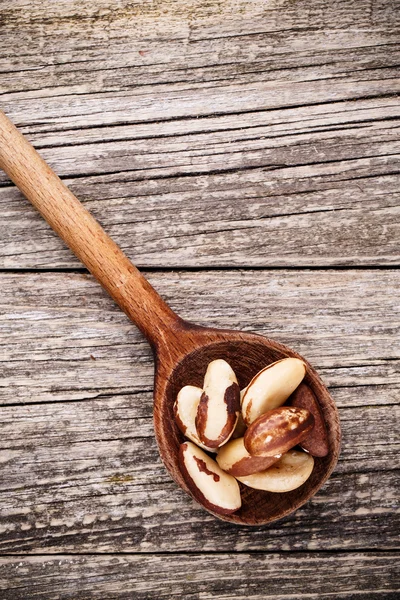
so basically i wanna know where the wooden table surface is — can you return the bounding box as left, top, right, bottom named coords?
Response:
left=0, top=0, right=399, bottom=598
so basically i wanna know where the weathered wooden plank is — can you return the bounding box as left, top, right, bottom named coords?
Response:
left=1, top=99, right=398, bottom=267
left=2, top=11, right=398, bottom=91
left=2, top=53, right=399, bottom=128
left=0, top=553, right=398, bottom=600
left=0, top=270, right=400, bottom=404
left=19, top=99, right=400, bottom=147
left=2, top=0, right=398, bottom=60
left=1, top=108, right=399, bottom=183
left=1, top=471, right=398, bottom=553
left=0, top=270, right=399, bottom=403
left=6, top=75, right=397, bottom=131
left=1, top=160, right=399, bottom=268
left=2, top=37, right=399, bottom=104
left=0, top=390, right=398, bottom=470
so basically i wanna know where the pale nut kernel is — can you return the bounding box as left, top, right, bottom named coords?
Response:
left=244, top=406, right=314, bottom=457
left=289, top=383, right=329, bottom=457
left=195, top=359, right=240, bottom=448
left=179, top=441, right=242, bottom=515
left=173, top=385, right=216, bottom=452
left=241, top=358, right=306, bottom=426
left=237, top=449, right=314, bottom=493
left=216, top=437, right=281, bottom=477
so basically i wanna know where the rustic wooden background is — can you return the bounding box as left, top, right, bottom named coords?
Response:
left=0, top=0, right=399, bottom=598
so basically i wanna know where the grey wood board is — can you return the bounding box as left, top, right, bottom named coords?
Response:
left=0, top=101, right=398, bottom=270
left=0, top=270, right=398, bottom=553
left=0, top=553, right=399, bottom=600
left=2, top=0, right=399, bottom=66
left=1, top=59, right=399, bottom=129
left=2, top=103, right=399, bottom=183
left=0, top=270, right=398, bottom=403
left=0, top=397, right=398, bottom=553
left=0, top=0, right=399, bottom=268
left=3, top=28, right=399, bottom=100
left=1, top=157, right=399, bottom=268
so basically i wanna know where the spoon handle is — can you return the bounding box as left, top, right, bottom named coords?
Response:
left=0, top=110, right=183, bottom=350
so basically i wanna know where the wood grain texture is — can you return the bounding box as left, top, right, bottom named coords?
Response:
left=1, top=0, right=399, bottom=594
left=0, top=0, right=399, bottom=268
left=0, top=111, right=183, bottom=349
left=0, top=396, right=395, bottom=553
left=0, top=271, right=398, bottom=551
left=2, top=159, right=399, bottom=268
left=0, top=116, right=342, bottom=528
left=1, top=270, right=398, bottom=404
left=0, top=553, right=399, bottom=600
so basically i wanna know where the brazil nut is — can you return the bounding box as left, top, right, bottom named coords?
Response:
left=195, top=359, right=240, bottom=448
left=244, top=406, right=314, bottom=457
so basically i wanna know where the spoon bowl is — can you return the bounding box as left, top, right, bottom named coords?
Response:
left=155, top=325, right=340, bottom=525
left=0, top=111, right=341, bottom=526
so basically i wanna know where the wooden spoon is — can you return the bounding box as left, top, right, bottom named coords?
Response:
left=0, top=111, right=340, bottom=525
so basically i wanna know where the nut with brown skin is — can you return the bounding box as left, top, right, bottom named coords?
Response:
left=179, top=442, right=242, bottom=515
left=244, top=406, right=315, bottom=457
left=195, top=359, right=240, bottom=448
left=173, top=385, right=215, bottom=452
left=241, top=358, right=306, bottom=426
left=216, top=437, right=281, bottom=477
left=289, top=383, right=329, bottom=457
left=237, top=449, right=314, bottom=493
left=240, top=387, right=247, bottom=405
left=231, top=413, right=247, bottom=439
left=230, top=388, right=249, bottom=439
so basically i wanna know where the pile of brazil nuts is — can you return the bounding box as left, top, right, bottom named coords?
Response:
left=174, top=358, right=329, bottom=515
